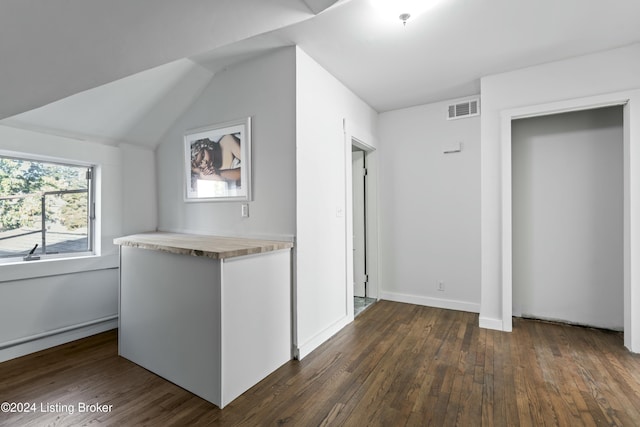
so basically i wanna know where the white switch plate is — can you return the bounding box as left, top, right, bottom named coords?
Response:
left=442, top=141, right=462, bottom=154
left=241, top=204, right=249, bottom=218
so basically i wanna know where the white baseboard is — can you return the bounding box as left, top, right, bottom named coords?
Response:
left=295, top=315, right=352, bottom=360
left=380, top=291, right=480, bottom=314
left=0, top=316, right=118, bottom=363
left=478, top=316, right=505, bottom=331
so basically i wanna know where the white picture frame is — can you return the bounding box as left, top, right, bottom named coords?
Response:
left=184, top=117, right=251, bottom=202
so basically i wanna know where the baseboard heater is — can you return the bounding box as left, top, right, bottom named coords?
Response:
left=0, top=314, right=118, bottom=350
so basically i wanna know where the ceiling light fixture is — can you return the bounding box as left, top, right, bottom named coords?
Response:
left=370, top=0, right=445, bottom=25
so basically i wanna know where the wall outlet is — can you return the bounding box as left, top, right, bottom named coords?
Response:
left=241, top=204, right=249, bottom=218
left=437, top=281, right=445, bottom=292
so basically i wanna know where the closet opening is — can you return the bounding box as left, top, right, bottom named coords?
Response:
left=511, top=106, right=623, bottom=330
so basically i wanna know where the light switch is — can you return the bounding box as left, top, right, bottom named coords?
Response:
left=241, top=204, right=249, bottom=218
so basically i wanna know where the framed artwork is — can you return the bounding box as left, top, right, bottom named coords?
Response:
left=184, top=117, right=251, bottom=202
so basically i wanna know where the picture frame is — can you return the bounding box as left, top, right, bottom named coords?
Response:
left=184, top=117, right=251, bottom=202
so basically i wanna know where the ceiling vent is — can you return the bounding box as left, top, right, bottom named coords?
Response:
left=447, top=99, right=480, bottom=120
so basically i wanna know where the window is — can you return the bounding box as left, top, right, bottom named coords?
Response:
left=0, top=155, right=95, bottom=261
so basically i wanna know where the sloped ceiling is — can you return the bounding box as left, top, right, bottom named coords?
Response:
left=2, top=0, right=640, bottom=149
left=303, top=0, right=347, bottom=14
left=2, top=59, right=213, bottom=148
left=0, top=0, right=322, bottom=120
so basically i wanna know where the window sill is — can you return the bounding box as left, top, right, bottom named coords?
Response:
left=0, top=253, right=119, bottom=283
left=0, top=251, right=95, bottom=266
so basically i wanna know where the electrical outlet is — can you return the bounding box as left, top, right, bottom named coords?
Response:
left=437, top=281, right=445, bottom=292
left=241, top=204, right=249, bottom=218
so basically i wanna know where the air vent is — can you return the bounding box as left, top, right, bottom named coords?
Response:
left=447, top=99, right=480, bottom=120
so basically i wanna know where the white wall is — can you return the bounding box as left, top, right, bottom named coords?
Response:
left=156, top=47, right=296, bottom=239
left=512, top=107, right=624, bottom=329
left=0, top=125, right=148, bottom=362
left=120, top=143, right=158, bottom=235
left=155, top=46, right=377, bottom=359
left=378, top=98, right=481, bottom=313
left=295, top=47, right=378, bottom=358
left=480, top=43, right=640, bottom=338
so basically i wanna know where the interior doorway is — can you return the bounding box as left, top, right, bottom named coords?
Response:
left=496, top=90, right=640, bottom=352
left=352, top=144, right=375, bottom=316
left=511, top=106, right=624, bottom=330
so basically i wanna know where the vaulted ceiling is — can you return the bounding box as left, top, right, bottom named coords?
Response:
left=0, top=0, right=332, bottom=120
left=2, top=0, right=640, bottom=148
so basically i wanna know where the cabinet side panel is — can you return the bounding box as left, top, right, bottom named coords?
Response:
left=119, top=246, right=221, bottom=405
left=220, top=250, right=292, bottom=406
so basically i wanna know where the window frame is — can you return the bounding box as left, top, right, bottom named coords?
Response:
left=0, top=153, right=97, bottom=264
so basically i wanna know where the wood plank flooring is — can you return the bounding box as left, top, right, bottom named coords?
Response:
left=1, top=300, right=640, bottom=426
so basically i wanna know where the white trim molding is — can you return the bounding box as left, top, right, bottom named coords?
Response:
left=380, top=291, right=480, bottom=314
left=479, top=316, right=505, bottom=331
left=0, top=315, right=117, bottom=363
left=499, top=89, right=640, bottom=352
left=295, top=315, right=351, bottom=360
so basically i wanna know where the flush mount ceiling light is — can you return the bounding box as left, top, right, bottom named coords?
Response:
left=370, top=0, right=445, bottom=25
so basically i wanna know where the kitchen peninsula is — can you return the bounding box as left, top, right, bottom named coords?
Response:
left=114, top=232, right=293, bottom=408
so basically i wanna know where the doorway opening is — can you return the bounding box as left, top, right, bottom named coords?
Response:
left=497, top=90, right=640, bottom=352
left=511, top=106, right=623, bottom=330
left=352, top=144, right=375, bottom=317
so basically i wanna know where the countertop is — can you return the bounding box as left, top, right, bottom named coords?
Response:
left=113, top=232, right=293, bottom=260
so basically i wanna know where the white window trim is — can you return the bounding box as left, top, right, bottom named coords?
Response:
left=0, top=152, right=97, bottom=264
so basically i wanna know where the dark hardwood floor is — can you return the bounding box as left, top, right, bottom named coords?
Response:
left=1, top=300, right=640, bottom=426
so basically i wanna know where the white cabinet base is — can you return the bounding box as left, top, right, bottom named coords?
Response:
left=119, top=246, right=291, bottom=408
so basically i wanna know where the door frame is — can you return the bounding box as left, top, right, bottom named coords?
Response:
left=344, top=119, right=379, bottom=320
left=352, top=148, right=367, bottom=298
left=499, top=90, right=640, bottom=352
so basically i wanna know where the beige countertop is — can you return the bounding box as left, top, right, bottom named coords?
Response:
left=114, top=232, right=293, bottom=260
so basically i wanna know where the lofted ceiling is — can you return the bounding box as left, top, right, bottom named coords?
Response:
left=2, top=0, right=640, bottom=148
left=0, top=0, right=327, bottom=120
